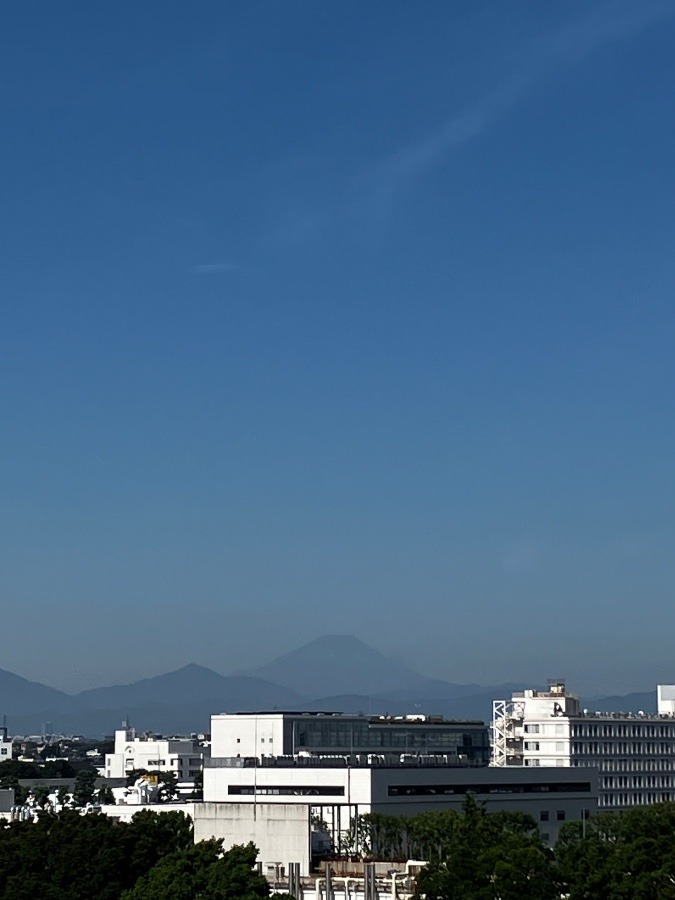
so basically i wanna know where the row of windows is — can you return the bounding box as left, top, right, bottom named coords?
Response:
left=574, top=741, right=675, bottom=756
left=294, top=721, right=488, bottom=757
left=524, top=760, right=565, bottom=767
left=387, top=782, right=592, bottom=797
left=572, top=759, right=674, bottom=772
left=228, top=785, right=345, bottom=797
left=524, top=725, right=566, bottom=736
left=572, top=724, right=675, bottom=739
left=539, top=810, right=568, bottom=822
left=524, top=742, right=566, bottom=752
left=601, top=792, right=670, bottom=807
left=603, top=775, right=675, bottom=789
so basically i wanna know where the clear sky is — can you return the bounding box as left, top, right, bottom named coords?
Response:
left=2, top=1, right=674, bottom=694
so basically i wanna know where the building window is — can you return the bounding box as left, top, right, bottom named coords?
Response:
left=557, top=811, right=565, bottom=821
left=228, top=785, right=345, bottom=797
left=540, top=811, right=549, bottom=822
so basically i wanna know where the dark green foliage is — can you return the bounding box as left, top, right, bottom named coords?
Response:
left=122, top=840, right=281, bottom=900
left=556, top=803, right=675, bottom=899
left=190, top=769, right=203, bottom=800
left=411, top=795, right=556, bottom=900
left=156, top=770, right=179, bottom=802
left=97, top=784, right=115, bottom=805
left=72, top=770, right=97, bottom=807
left=0, top=759, right=76, bottom=779
left=31, top=785, right=51, bottom=809
left=0, top=809, right=193, bottom=900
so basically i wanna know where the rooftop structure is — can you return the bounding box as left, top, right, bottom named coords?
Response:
left=492, top=682, right=675, bottom=811
left=211, top=711, right=489, bottom=766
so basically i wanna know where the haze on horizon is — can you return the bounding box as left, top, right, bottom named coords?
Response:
left=2, top=1, right=675, bottom=697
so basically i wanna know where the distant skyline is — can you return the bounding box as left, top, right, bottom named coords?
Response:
left=2, top=1, right=675, bottom=695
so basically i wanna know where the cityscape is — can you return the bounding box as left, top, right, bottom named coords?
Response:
left=3, top=0, right=675, bottom=897
left=3, top=637, right=675, bottom=895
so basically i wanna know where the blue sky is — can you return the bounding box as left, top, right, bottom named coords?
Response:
left=1, top=1, right=674, bottom=694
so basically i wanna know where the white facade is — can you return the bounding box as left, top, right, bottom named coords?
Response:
left=493, top=683, right=675, bottom=811
left=658, top=685, right=675, bottom=715
left=0, top=735, right=12, bottom=761
left=104, top=725, right=203, bottom=785
left=194, top=802, right=312, bottom=874
left=211, top=714, right=287, bottom=759
left=203, top=756, right=595, bottom=845
left=202, top=711, right=597, bottom=851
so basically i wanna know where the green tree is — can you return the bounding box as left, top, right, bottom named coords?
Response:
left=97, top=784, right=115, bottom=805
left=556, top=804, right=675, bottom=899
left=190, top=769, right=203, bottom=800
left=31, top=785, right=52, bottom=810
left=410, top=795, right=557, bottom=900
left=72, top=769, right=97, bottom=807
left=122, top=841, right=284, bottom=900
left=0, top=808, right=194, bottom=900
left=157, top=770, right=179, bottom=802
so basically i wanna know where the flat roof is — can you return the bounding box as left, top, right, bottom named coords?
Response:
left=218, top=711, right=485, bottom=725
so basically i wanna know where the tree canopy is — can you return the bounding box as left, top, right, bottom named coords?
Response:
left=122, top=841, right=284, bottom=900
left=0, top=809, right=193, bottom=900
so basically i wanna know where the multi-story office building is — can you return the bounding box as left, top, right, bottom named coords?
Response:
left=195, top=710, right=597, bottom=866
left=211, top=711, right=490, bottom=764
left=104, top=723, right=204, bottom=787
left=492, top=682, right=675, bottom=811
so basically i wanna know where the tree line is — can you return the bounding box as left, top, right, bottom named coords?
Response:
left=353, top=796, right=675, bottom=899
left=0, top=809, right=283, bottom=900
left=3, top=796, right=675, bottom=897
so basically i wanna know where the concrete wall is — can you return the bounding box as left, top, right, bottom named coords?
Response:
left=211, top=714, right=286, bottom=759
left=204, top=760, right=372, bottom=806
left=193, top=802, right=311, bottom=875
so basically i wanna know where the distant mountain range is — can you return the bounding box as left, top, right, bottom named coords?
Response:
left=0, top=635, right=660, bottom=737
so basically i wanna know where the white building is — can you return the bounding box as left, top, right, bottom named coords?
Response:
left=492, top=682, right=675, bottom=811
left=211, top=711, right=490, bottom=764
left=104, top=724, right=203, bottom=787
left=204, top=755, right=595, bottom=844
left=192, top=710, right=598, bottom=871
left=0, top=722, right=12, bottom=761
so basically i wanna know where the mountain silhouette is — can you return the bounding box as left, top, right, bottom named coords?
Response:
left=246, top=633, right=468, bottom=698
left=0, top=667, right=79, bottom=717
left=77, top=663, right=299, bottom=710
left=0, top=637, right=658, bottom=738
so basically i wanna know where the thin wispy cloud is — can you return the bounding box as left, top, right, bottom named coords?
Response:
left=193, top=262, right=237, bottom=274
left=366, top=0, right=675, bottom=209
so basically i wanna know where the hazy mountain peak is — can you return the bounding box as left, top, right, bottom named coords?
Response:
left=246, top=634, right=430, bottom=698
